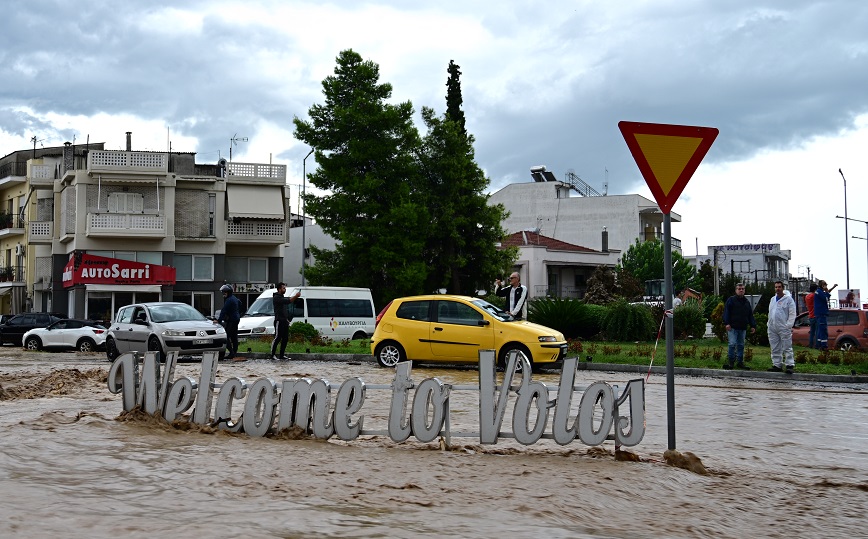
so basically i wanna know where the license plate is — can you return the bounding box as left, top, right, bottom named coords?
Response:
left=193, top=339, right=212, bottom=345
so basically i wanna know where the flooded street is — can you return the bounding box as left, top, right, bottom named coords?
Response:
left=1, top=349, right=866, bottom=538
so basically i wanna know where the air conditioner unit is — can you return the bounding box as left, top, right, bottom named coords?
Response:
left=14, top=245, right=23, bottom=256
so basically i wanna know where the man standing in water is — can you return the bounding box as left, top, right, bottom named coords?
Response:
left=722, top=283, right=756, bottom=370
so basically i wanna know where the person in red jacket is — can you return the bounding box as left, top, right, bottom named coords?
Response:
left=804, top=283, right=817, bottom=349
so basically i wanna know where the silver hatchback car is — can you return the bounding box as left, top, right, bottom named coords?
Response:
left=106, top=302, right=227, bottom=361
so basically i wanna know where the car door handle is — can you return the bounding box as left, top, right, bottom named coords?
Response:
left=434, top=327, right=444, bottom=331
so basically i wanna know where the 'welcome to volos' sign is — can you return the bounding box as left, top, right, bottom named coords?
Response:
left=107, top=350, right=645, bottom=447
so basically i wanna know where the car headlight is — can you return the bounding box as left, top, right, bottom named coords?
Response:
left=215, top=326, right=225, bottom=334
left=163, top=330, right=185, bottom=337
left=538, top=336, right=558, bottom=343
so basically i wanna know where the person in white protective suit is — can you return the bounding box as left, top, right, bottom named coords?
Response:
left=767, top=280, right=797, bottom=373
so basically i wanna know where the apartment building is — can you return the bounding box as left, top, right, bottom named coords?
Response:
left=1, top=134, right=290, bottom=321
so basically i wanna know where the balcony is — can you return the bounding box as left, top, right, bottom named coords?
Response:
left=0, top=265, right=24, bottom=282
left=28, top=163, right=55, bottom=187
left=0, top=161, right=27, bottom=183
left=86, top=212, right=167, bottom=238
left=0, top=214, right=25, bottom=239
left=226, top=220, right=286, bottom=244
left=87, top=150, right=168, bottom=177
left=28, top=221, right=54, bottom=243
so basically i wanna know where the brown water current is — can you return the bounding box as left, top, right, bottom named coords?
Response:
left=1, top=349, right=866, bottom=538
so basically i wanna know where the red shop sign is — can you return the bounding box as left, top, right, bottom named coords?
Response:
left=62, top=252, right=176, bottom=287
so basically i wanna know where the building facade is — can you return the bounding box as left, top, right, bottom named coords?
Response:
left=3, top=135, right=290, bottom=322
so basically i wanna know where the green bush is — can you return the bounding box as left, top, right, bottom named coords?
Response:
left=674, top=299, right=706, bottom=339
left=710, top=302, right=726, bottom=342
left=527, top=297, right=608, bottom=339
left=288, top=321, right=319, bottom=341
left=702, top=295, right=723, bottom=321
left=602, top=299, right=655, bottom=341
left=749, top=313, right=769, bottom=346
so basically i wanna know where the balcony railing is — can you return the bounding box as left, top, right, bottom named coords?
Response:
left=226, top=220, right=286, bottom=243
left=227, top=162, right=286, bottom=182
left=28, top=221, right=54, bottom=243
left=87, top=150, right=168, bottom=175
left=0, top=265, right=24, bottom=282
left=0, top=161, right=27, bottom=180
left=644, top=231, right=682, bottom=250
left=533, top=285, right=585, bottom=299
left=86, top=212, right=167, bottom=238
left=28, top=163, right=55, bottom=186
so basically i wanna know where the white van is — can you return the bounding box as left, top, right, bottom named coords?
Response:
left=237, top=286, right=376, bottom=341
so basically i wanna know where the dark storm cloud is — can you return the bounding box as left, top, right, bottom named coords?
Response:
left=2, top=0, right=867, bottom=189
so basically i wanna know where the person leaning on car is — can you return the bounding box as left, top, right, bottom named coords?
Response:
left=813, top=280, right=837, bottom=351
left=494, top=272, right=528, bottom=320
left=270, top=282, right=301, bottom=360
left=722, top=283, right=756, bottom=370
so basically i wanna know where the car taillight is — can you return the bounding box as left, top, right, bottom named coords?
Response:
left=375, top=301, right=393, bottom=327
left=93, top=329, right=105, bottom=334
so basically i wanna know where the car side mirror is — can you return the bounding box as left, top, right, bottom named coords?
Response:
left=134, top=319, right=148, bottom=326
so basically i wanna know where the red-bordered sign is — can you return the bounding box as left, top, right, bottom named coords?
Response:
left=618, top=121, right=719, bottom=214
left=62, top=252, right=176, bottom=287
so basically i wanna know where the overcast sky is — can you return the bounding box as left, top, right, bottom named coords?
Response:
left=2, top=1, right=867, bottom=297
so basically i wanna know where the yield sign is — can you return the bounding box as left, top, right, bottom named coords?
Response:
left=618, top=121, right=719, bottom=214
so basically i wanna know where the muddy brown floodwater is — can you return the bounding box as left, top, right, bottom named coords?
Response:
left=1, top=348, right=866, bottom=538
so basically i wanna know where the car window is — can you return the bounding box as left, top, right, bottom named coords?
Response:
left=117, top=307, right=134, bottom=324
left=437, top=301, right=483, bottom=326
left=52, top=320, right=69, bottom=330
left=841, top=311, right=859, bottom=325
left=827, top=312, right=843, bottom=326
left=65, top=320, right=83, bottom=329
left=793, top=314, right=809, bottom=328
left=471, top=299, right=511, bottom=322
left=395, top=300, right=431, bottom=321
left=149, top=304, right=207, bottom=323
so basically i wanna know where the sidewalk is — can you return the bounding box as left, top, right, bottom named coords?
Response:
left=227, top=352, right=868, bottom=384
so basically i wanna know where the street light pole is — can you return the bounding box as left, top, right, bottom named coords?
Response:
left=839, top=169, right=850, bottom=289
left=301, top=148, right=314, bottom=286
left=836, top=214, right=868, bottom=295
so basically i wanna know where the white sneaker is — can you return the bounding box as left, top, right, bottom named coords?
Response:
left=271, top=355, right=279, bottom=360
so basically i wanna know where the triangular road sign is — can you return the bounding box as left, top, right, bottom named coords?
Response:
left=618, top=121, right=719, bottom=214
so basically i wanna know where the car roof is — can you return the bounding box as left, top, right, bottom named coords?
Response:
left=393, top=295, right=480, bottom=302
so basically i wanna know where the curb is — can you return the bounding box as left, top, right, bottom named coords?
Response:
left=225, top=353, right=868, bottom=384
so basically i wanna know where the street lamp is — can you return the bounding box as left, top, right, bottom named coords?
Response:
left=839, top=169, right=850, bottom=289
left=836, top=214, right=868, bottom=294
left=301, top=148, right=314, bottom=286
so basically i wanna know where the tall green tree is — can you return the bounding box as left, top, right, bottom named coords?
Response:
left=445, top=60, right=466, bottom=135
left=293, top=50, right=427, bottom=307
left=617, top=239, right=699, bottom=293
left=416, top=106, right=515, bottom=294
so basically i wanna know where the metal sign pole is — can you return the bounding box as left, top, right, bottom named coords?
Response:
left=663, top=212, right=676, bottom=450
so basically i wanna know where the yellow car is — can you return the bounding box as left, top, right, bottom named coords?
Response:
left=371, top=295, right=567, bottom=370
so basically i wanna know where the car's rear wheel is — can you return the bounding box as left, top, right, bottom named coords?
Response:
left=24, top=336, right=42, bottom=351
left=498, top=344, right=532, bottom=372
left=148, top=335, right=165, bottom=362
left=77, top=338, right=97, bottom=353
left=837, top=338, right=858, bottom=352
left=106, top=337, right=119, bottom=361
left=374, top=341, right=405, bottom=367
left=351, top=331, right=367, bottom=340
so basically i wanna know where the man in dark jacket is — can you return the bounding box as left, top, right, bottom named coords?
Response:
left=218, top=284, right=242, bottom=360
left=271, top=282, right=301, bottom=360
left=722, top=283, right=756, bottom=370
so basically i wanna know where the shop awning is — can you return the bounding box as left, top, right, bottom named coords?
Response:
left=227, top=185, right=285, bottom=220
left=85, top=284, right=164, bottom=293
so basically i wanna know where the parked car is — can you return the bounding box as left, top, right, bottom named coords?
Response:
left=792, top=309, right=868, bottom=351
left=105, top=302, right=227, bottom=361
left=0, top=312, right=64, bottom=346
left=0, top=314, right=12, bottom=325
left=371, top=295, right=567, bottom=370
left=23, top=319, right=107, bottom=352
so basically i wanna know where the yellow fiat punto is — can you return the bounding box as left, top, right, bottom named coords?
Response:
left=371, top=295, right=567, bottom=370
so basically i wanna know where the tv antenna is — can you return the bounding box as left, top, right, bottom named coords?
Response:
left=30, top=135, right=44, bottom=158
left=229, top=134, right=248, bottom=162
